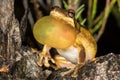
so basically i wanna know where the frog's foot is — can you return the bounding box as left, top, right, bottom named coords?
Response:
left=37, top=45, right=55, bottom=67
left=37, top=51, right=55, bottom=67
left=52, top=54, right=76, bottom=70
left=60, top=64, right=84, bottom=77
left=60, top=67, right=75, bottom=77
left=32, top=45, right=55, bottom=67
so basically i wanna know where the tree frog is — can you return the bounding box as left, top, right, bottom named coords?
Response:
left=33, top=6, right=97, bottom=77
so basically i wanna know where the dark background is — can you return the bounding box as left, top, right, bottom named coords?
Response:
left=96, top=0, right=120, bottom=56
left=97, top=14, right=120, bottom=56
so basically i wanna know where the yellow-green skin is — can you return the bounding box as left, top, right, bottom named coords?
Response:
left=33, top=7, right=97, bottom=70
left=33, top=16, right=76, bottom=49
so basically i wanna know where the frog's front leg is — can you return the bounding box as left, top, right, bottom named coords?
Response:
left=37, top=45, right=55, bottom=67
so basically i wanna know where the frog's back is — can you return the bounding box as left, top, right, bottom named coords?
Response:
left=75, top=25, right=97, bottom=61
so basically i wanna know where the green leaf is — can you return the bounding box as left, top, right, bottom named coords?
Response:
left=62, top=0, right=69, bottom=10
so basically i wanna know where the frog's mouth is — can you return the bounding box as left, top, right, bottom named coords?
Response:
left=56, top=46, right=79, bottom=64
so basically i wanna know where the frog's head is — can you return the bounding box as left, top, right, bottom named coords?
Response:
left=50, top=6, right=75, bottom=28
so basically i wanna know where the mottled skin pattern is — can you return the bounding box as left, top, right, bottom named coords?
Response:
left=33, top=6, right=97, bottom=77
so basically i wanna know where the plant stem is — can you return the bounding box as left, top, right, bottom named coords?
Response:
left=96, top=0, right=117, bottom=41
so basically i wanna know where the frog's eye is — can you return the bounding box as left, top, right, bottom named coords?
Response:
left=68, top=9, right=75, bottom=18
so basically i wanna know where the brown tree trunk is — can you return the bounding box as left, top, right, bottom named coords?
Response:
left=0, top=0, right=47, bottom=80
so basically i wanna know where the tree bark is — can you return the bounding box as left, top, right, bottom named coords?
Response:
left=0, top=0, right=48, bottom=80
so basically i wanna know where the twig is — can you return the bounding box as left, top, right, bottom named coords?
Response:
left=91, top=0, right=97, bottom=20
left=68, top=0, right=80, bottom=10
left=93, top=11, right=104, bottom=25
left=37, top=0, right=48, bottom=11
left=96, top=0, right=117, bottom=41
left=33, top=0, right=43, bottom=19
left=87, top=0, right=92, bottom=28
left=53, top=0, right=62, bottom=7
left=23, top=0, right=34, bottom=29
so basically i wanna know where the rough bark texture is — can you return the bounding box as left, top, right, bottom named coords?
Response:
left=48, top=53, right=120, bottom=80
left=0, top=0, right=120, bottom=80
left=0, top=0, right=48, bottom=80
